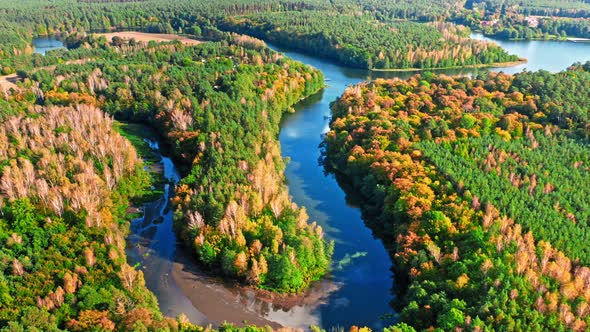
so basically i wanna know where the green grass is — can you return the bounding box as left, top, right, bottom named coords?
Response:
left=115, top=121, right=167, bottom=205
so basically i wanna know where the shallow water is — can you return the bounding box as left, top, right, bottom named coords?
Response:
left=126, top=140, right=207, bottom=323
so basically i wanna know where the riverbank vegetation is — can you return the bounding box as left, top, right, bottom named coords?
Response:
left=221, top=14, right=519, bottom=70
left=0, top=104, right=181, bottom=330
left=19, top=35, right=332, bottom=293
left=323, top=63, right=590, bottom=330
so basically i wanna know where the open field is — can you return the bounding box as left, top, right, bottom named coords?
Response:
left=96, top=32, right=202, bottom=45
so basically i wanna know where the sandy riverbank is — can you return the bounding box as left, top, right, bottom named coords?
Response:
left=567, top=37, right=590, bottom=43
left=171, top=247, right=341, bottom=330
left=96, top=32, right=202, bottom=45
left=171, top=250, right=282, bottom=328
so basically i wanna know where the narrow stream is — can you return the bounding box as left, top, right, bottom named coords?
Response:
left=126, top=140, right=207, bottom=323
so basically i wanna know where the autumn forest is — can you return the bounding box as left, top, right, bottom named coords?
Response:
left=0, top=0, right=588, bottom=331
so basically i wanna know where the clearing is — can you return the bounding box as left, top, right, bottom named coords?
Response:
left=96, top=32, right=202, bottom=45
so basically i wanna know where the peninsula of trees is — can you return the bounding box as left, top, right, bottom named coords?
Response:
left=221, top=14, right=520, bottom=70
left=0, top=0, right=525, bottom=73
left=0, top=0, right=588, bottom=331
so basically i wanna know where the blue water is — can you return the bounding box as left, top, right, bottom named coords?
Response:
left=273, top=33, right=590, bottom=329
left=276, top=49, right=396, bottom=329
left=472, top=33, right=590, bottom=74
left=32, top=37, right=65, bottom=55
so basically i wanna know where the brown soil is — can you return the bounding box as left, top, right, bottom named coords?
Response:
left=96, top=32, right=202, bottom=45
left=0, top=73, right=19, bottom=91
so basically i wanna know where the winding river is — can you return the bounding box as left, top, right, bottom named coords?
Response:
left=271, top=35, right=590, bottom=328
left=43, top=32, right=589, bottom=329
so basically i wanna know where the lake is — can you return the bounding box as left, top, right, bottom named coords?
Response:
left=32, top=37, right=65, bottom=55
left=471, top=33, right=590, bottom=74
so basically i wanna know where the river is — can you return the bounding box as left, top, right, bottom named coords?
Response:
left=127, top=34, right=590, bottom=330
left=471, top=33, right=590, bottom=73
left=126, top=139, right=207, bottom=324
left=34, top=32, right=589, bottom=329
left=270, top=34, right=590, bottom=329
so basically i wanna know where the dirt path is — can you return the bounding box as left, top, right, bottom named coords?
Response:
left=97, top=32, right=202, bottom=45
left=0, top=73, right=18, bottom=91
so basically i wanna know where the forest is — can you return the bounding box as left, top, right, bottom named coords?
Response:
left=23, top=35, right=332, bottom=292
left=0, top=103, right=180, bottom=330
left=0, top=18, right=334, bottom=332
left=471, top=0, right=590, bottom=18
left=0, top=0, right=588, bottom=331
left=220, top=13, right=520, bottom=70
left=323, top=64, right=590, bottom=330
left=0, top=0, right=588, bottom=66
left=0, top=0, right=523, bottom=71
left=467, top=0, right=590, bottom=39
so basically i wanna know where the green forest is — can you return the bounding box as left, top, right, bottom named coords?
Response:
left=0, top=0, right=587, bottom=68
left=323, top=64, right=590, bottom=330
left=466, top=0, right=590, bottom=39
left=0, top=0, right=588, bottom=331
left=0, top=0, right=523, bottom=72
left=0, top=15, right=333, bottom=332
left=220, top=13, right=520, bottom=70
